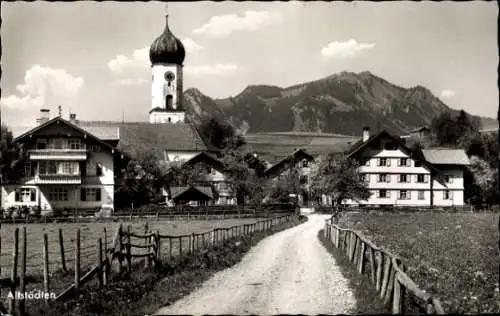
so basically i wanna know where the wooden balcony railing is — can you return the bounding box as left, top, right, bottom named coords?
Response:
left=35, top=174, right=82, bottom=184
left=29, top=149, right=87, bottom=160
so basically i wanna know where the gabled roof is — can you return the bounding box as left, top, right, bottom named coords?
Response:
left=421, top=149, right=470, bottom=166
left=14, top=116, right=116, bottom=151
left=77, top=121, right=208, bottom=160
left=170, top=185, right=213, bottom=201
left=346, top=130, right=441, bottom=174
left=264, top=148, right=315, bottom=178
left=182, top=151, right=225, bottom=171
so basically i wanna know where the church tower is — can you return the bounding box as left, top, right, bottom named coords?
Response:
left=149, top=11, right=186, bottom=124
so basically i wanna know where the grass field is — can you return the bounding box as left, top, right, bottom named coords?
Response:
left=0, top=218, right=263, bottom=278
left=337, top=211, right=500, bottom=314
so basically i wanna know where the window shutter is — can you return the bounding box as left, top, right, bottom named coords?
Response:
left=408, top=191, right=412, bottom=200
left=30, top=164, right=35, bottom=177
left=30, top=189, right=36, bottom=202
left=15, top=189, right=20, bottom=202
left=81, top=188, right=86, bottom=201
left=81, top=162, right=87, bottom=177
left=387, top=159, right=391, bottom=166
left=377, top=190, right=381, bottom=198
left=449, top=176, right=453, bottom=184
left=425, top=175, right=429, bottom=183
left=96, top=188, right=101, bottom=201
left=387, top=190, right=391, bottom=198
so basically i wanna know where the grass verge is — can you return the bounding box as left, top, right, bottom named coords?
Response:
left=337, top=211, right=500, bottom=314
left=317, top=229, right=389, bottom=315
left=26, top=215, right=308, bottom=316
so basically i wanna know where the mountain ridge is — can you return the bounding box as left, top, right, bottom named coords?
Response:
left=183, top=71, right=496, bottom=136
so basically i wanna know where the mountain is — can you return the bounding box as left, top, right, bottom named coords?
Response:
left=183, top=71, right=497, bottom=136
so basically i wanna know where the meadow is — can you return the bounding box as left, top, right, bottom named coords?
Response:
left=0, top=218, right=263, bottom=278
left=337, top=211, right=500, bottom=314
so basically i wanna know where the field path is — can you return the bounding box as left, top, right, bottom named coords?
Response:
left=154, top=214, right=356, bottom=315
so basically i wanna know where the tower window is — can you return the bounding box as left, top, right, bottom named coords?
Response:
left=168, top=117, right=171, bottom=122
left=166, top=94, right=173, bottom=109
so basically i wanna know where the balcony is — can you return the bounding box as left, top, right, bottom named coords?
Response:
left=29, top=149, right=87, bottom=161
left=34, top=174, right=82, bottom=184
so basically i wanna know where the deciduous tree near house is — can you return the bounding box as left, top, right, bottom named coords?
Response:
left=268, top=165, right=301, bottom=203
left=309, top=154, right=370, bottom=207
left=0, top=124, right=22, bottom=184
left=430, top=109, right=480, bottom=147
left=221, top=151, right=266, bottom=205
left=197, top=117, right=246, bottom=150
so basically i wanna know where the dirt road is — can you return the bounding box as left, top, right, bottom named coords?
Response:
left=154, top=214, right=356, bottom=315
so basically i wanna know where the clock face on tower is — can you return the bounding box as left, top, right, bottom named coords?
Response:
left=164, top=71, right=175, bottom=82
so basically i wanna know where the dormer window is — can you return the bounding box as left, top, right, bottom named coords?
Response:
left=36, top=138, right=48, bottom=149
left=68, top=138, right=81, bottom=150
left=384, top=142, right=397, bottom=150
left=302, top=160, right=309, bottom=168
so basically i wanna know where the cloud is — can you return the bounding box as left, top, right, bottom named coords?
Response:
left=192, top=11, right=283, bottom=38
left=107, top=47, right=149, bottom=75
left=321, top=39, right=376, bottom=59
left=1, top=65, right=84, bottom=126
left=182, top=37, right=204, bottom=53
left=440, top=89, right=456, bottom=99
left=185, top=64, right=239, bottom=77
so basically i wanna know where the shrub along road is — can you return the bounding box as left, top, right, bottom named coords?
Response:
left=154, top=214, right=356, bottom=315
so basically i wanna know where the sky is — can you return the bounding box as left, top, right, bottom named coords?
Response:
left=1, top=1, right=498, bottom=127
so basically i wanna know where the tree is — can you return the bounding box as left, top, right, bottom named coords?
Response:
left=430, top=110, right=480, bottom=147
left=466, top=156, right=498, bottom=205
left=310, top=155, right=370, bottom=206
left=0, top=125, right=22, bottom=184
left=198, top=117, right=245, bottom=150
left=268, top=165, right=301, bottom=203
left=221, top=151, right=266, bottom=205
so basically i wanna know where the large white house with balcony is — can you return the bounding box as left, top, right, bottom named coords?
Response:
left=344, top=127, right=470, bottom=207
left=1, top=113, right=123, bottom=214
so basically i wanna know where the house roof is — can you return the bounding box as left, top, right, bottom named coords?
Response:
left=13, top=117, right=116, bottom=151
left=421, top=149, right=470, bottom=166
left=170, top=186, right=213, bottom=201
left=264, top=148, right=315, bottom=178
left=77, top=121, right=208, bottom=160
left=182, top=151, right=225, bottom=171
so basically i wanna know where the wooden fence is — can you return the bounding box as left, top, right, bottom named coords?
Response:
left=0, top=214, right=294, bottom=315
left=324, top=217, right=446, bottom=315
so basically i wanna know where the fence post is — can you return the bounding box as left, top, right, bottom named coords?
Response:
left=357, top=240, right=366, bottom=274
left=8, top=227, right=19, bottom=314
left=155, top=231, right=161, bottom=263
left=19, top=227, right=27, bottom=314
left=117, top=225, right=123, bottom=275
left=126, top=226, right=132, bottom=274
left=97, top=238, right=103, bottom=288
left=368, top=247, right=376, bottom=284
left=191, top=233, right=196, bottom=253
left=169, top=237, right=173, bottom=259
left=384, top=263, right=396, bottom=306
left=104, top=227, right=108, bottom=256
left=43, top=233, right=50, bottom=306
left=393, top=273, right=402, bottom=314
left=144, top=222, right=150, bottom=268
left=380, top=254, right=391, bottom=299
left=179, top=237, right=183, bottom=256
left=59, top=228, right=67, bottom=272
left=375, top=252, right=383, bottom=292
left=75, top=229, right=81, bottom=294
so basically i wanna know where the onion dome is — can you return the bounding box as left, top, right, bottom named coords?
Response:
left=149, top=15, right=186, bottom=65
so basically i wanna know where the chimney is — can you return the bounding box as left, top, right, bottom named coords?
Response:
left=69, top=113, right=78, bottom=125
left=36, top=109, right=50, bottom=125
left=362, top=127, right=370, bottom=142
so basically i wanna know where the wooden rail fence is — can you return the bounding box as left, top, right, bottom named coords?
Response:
left=324, top=217, right=446, bottom=315
left=0, top=214, right=294, bottom=315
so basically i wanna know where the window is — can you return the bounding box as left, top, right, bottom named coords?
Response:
left=398, top=190, right=409, bottom=200
left=48, top=188, right=68, bottom=201
left=444, top=190, right=452, bottom=200
left=378, top=173, right=390, bottom=183
left=15, top=188, right=36, bottom=202
left=39, top=161, right=57, bottom=175
left=68, top=139, right=81, bottom=150
left=167, top=117, right=171, bottom=122
left=300, top=175, right=308, bottom=185
left=36, top=138, right=47, bottom=149
left=211, top=168, right=217, bottom=175
left=166, top=95, right=173, bottom=109
left=444, top=175, right=453, bottom=184
left=378, top=158, right=390, bottom=166
left=61, top=162, right=77, bottom=174
left=418, top=191, right=425, bottom=200
left=96, top=163, right=103, bottom=176
left=384, top=142, right=397, bottom=150
left=302, top=160, right=309, bottom=168
left=360, top=174, right=369, bottom=183
left=399, top=158, right=409, bottom=167
left=378, top=189, right=389, bottom=198
left=51, top=138, right=64, bottom=149
left=399, top=174, right=408, bottom=183
left=90, top=145, right=101, bottom=152
left=362, top=158, right=370, bottom=166
left=81, top=188, right=101, bottom=202
left=24, top=162, right=32, bottom=177
left=417, top=174, right=425, bottom=183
